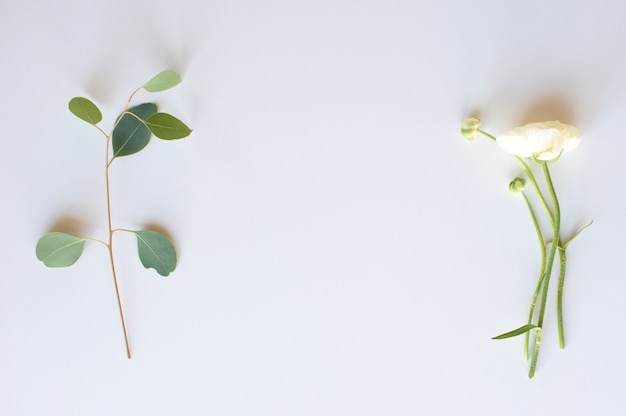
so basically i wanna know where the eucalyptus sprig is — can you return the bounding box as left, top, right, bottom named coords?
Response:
left=36, top=70, right=192, bottom=358
left=461, top=118, right=590, bottom=378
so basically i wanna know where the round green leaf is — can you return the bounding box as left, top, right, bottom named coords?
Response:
left=68, top=97, right=102, bottom=125
left=111, top=103, right=157, bottom=158
left=133, top=231, right=177, bottom=277
left=36, top=232, right=86, bottom=267
left=143, top=70, right=182, bottom=92
left=145, top=113, right=192, bottom=140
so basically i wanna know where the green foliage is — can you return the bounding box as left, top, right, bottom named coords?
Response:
left=36, top=232, right=86, bottom=267
left=145, top=113, right=192, bottom=140
left=128, top=102, right=158, bottom=119
left=37, top=70, right=191, bottom=358
left=112, top=103, right=157, bottom=157
left=69, top=97, right=102, bottom=125
left=143, top=69, right=182, bottom=92
left=492, top=324, right=538, bottom=340
left=133, top=231, right=177, bottom=276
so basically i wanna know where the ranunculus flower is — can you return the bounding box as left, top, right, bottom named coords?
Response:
left=496, top=121, right=581, bottom=161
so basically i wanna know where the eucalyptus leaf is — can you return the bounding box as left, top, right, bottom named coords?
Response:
left=68, top=97, right=102, bottom=125
left=36, top=232, right=86, bottom=267
left=111, top=103, right=157, bottom=157
left=127, top=102, right=158, bottom=119
left=492, top=324, right=538, bottom=340
left=145, top=113, right=192, bottom=140
left=143, top=70, right=182, bottom=92
left=132, top=230, right=177, bottom=276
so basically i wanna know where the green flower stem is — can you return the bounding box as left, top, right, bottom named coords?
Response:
left=520, top=191, right=547, bottom=361
left=557, top=246, right=567, bottom=350
left=478, top=130, right=554, bottom=224
left=514, top=157, right=554, bottom=224
left=477, top=129, right=496, bottom=142
left=528, top=162, right=561, bottom=378
left=529, top=327, right=542, bottom=376
left=556, top=221, right=592, bottom=350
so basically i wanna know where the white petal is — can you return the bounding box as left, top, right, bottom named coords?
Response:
left=496, top=134, right=533, bottom=157
left=525, top=127, right=557, bottom=154
left=562, top=136, right=581, bottom=152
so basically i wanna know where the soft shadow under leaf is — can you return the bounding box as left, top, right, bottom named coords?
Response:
left=36, top=232, right=86, bottom=267
left=132, top=230, right=177, bottom=276
left=68, top=97, right=102, bottom=125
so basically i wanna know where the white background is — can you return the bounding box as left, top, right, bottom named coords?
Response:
left=2, top=0, right=625, bottom=414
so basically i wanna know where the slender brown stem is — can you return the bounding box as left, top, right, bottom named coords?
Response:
left=125, top=88, right=141, bottom=110
left=108, top=239, right=131, bottom=358
left=105, top=134, right=131, bottom=359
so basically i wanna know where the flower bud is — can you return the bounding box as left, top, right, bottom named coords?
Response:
left=509, top=177, right=527, bottom=194
left=461, top=117, right=481, bottom=141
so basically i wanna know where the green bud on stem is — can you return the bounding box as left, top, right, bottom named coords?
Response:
left=509, top=177, right=527, bottom=194
left=461, top=117, right=481, bottom=141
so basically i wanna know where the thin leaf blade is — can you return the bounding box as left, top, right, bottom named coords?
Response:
left=111, top=103, right=158, bottom=158
left=36, top=232, right=86, bottom=267
left=143, top=70, right=182, bottom=92
left=68, top=97, right=102, bottom=125
left=133, top=231, right=177, bottom=277
left=145, top=113, right=192, bottom=140
left=492, top=324, right=538, bottom=340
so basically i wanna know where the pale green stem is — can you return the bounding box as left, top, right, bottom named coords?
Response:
left=529, top=327, right=542, bottom=377
left=477, top=130, right=554, bottom=224
left=557, top=246, right=566, bottom=349
left=514, top=156, right=554, bottom=224
left=520, top=191, right=547, bottom=361
left=528, top=162, right=560, bottom=378
left=556, top=220, right=593, bottom=350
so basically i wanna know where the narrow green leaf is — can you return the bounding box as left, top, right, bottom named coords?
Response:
left=36, top=232, right=86, bottom=267
left=132, top=231, right=177, bottom=277
left=68, top=97, right=102, bottom=125
left=145, top=113, right=192, bottom=140
left=143, top=70, right=182, bottom=92
left=492, top=324, right=539, bottom=340
left=562, top=220, right=593, bottom=250
left=111, top=103, right=158, bottom=157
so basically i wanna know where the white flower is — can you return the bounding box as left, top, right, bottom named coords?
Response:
left=496, top=121, right=581, bottom=161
